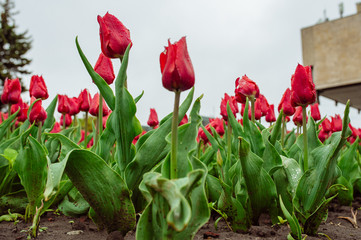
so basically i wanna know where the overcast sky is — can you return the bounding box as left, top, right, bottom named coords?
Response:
left=13, top=0, right=361, bottom=127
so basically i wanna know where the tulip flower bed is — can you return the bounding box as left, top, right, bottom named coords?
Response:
left=1, top=12, right=361, bottom=240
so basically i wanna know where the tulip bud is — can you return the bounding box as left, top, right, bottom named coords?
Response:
left=248, top=98, right=262, bottom=120
left=30, top=75, right=49, bottom=100
left=60, top=113, right=72, bottom=127
left=331, top=114, right=342, bottom=132
left=278, top=88, right=295, bottom=116
left=147, top=108, right=159, bottom=128
left=58, top=94, right=70, bottom=114
left=265, top=104, right=276, bottom=123
left=310, top=103, right=321, bottom=121
left=292, top=106, right=307, bottom=126
left=220, top=93, right=238, bottom=121
left=160, top=37, right=195, bottom=92
left=234, top=75, right=260, bottom=104
left=94, top=53, right=115, bottom=85
left=68, top=97, right=80, bottom=116
left=97, top=13, right=132, bottom=58
left=29, top=99, right=47, bottom=125
left=216, top=150, right=223, bottom=167
left=78, top=89, right=92, bottom=112
left=1, top=78, right=21, bottom=104
left=89, top=93, right=109, bottom=117
left=290, top=64, right=316, bottom=107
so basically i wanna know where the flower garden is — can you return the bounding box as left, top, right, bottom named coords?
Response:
left=1, top=12, right=361, bottom=240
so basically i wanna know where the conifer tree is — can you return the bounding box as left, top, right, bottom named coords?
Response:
left=0, top=0, right=32, bottom=110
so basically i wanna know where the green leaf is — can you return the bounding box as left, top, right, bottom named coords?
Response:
left=0, top=109, right=19, bottom=140
left=65, top=149, right=135, bottom=235
left=279, top=196, right=302, bottom=240
left=75, top=37, right=115, bottom=110
left=43, top=95, right=58, bottom=131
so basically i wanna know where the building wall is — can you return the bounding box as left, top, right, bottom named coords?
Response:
left=301, top=10, right=361, bottom=90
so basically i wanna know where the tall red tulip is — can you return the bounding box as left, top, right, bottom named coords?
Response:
left=290, top=64, right=316, bottom=107
left=11, top=99, right=28, bottom=122
left=258, top=94, right=269, bottom=117
left=78, top=89, right=92, bottom=112
left=160, top=37, right=195, bottom=92
left=29, top=99, right=47, bottom=125
left=29, top=75, right=49, bottom=100
left=147, top=108, right=159, bottom=128
left=248, top=97, right=262, bottom=120
left=265, top=104, right=276, bottom=123
left=60, top=113, right=72, bottom=127
left=1, top=78, right=21, bottom=104
left=234, top=75, right=260, bottom=104
left=89, top=93, right=109, bottom=117
left=94, top=53, right=115, bottom=85
left=310, top=103, right=321, bottom=121
left=97, top=13, right=132, bottom=59
left=278, top=88, right=295, bottom=116
left=331, top=114, right=342, bottom=132
left=57, top=94, right=70, bottom=114
left=293, top=106, right=307, bottom=126
left=68, top=97, right=80, bottom=116
left=321, top=118, right=332, bottom=133
left=220, top=93, right=238, bottom=121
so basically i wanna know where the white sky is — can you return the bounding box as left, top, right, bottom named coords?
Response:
left=13, top=0, right=361, bottom=127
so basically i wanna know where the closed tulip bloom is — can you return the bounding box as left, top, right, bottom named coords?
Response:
left=160, top=37, right=195, bottom=92
left=11, top=99, right=29, bottom=122
left=293, top=106, right=307, bottom=126
left=198, top=118, right=225, bottom=144
left=1, top=78, right=21, bottom=104
left=50, top=122, right=62, bottom=133
left=258, top=94, right=269, bottom=117
left=97, top=13, right=132, bottom=58
left=220, top=93, right=238, bottom=121
left=147, top=108, right=159, bottom=127
left=331, top=114, right=342, bottom=132
left=278, top=88, right=295, bottom=116
left=290, top=64, right=316, bottom=107
left=179, top=114, right=188, bottom=126
left=29, top=99, right=47, bottom=125
left=266, top=104, right=276, bottom=123
left=310, top=103, right=321, bottom=121
left=234, top=75, right=260, bottom=104
left=321, top=118, right=332, bottom=133
left=60, top=113, right=72, bottom=127
left=248, top=97, right=262, bottom=120
left=29, top=75, right=49, bottom=100
left=318, top=128, right=330, bottom=143
left=89, top=93, right=109, bottom=117
left=94, top=53, right=115, bottom=85
left=68, top=97, right=80, bottom=116
left=78, top=89, right=92, bottom=112
left=58, top=94, right=70, bottom=114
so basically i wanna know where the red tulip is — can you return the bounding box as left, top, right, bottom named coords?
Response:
left=160, top=37, right=195, bottom=92
left=310, top=103, right=321, bottom=121
left=265, top=104, right=276, bottom=123
left=321, top=118, right=332, bottom=133
left=318, top=128, right=330, bottom=143
left=290, top=64, right=316, bottom=107
left=50, top=122, right=61, bottom=133
left=179, top=114, right=188, bottom=126
left=293, top=106, right=307, bottom=126
left=1, top=78, right=21, bottom=104
left=198, top=118, right=225, bottom=144
left=94, top=53, right=115, bottom=85
left=248, top=97, right=262, bottom=120
left=29, top=75, right=49, bottom=100
left=132, top=130, right=146, bottom=145
left=220, top=93, right=238, bottom=121
left=0, top=112, right=8, bottom=123
left=60, top=113, right=72, bottom=127
left=89, top=93, right=109, bottom=117
left=331, top=114, right=342, bottom=132
left=11, top=99, right=29, bottom=122
left=97, top=13, right=132, bottom=58
left=58, top=94, right=70, bottom=114
left=278, top=88, right=295, bottom=116
left=147, top=108, right=159, bottom=128
left=78, top=89, right=92, bottom=112
left=103, top=110, right=112, bottom=129
left=29, top=99, right=47, bottom=125
left=234, top=75, right=260, bottom=104
left=349, top=123, right=359, bottom=139
left=68, top=97, right=80, bottom=116
left=258, top=94, right=269, bottom=117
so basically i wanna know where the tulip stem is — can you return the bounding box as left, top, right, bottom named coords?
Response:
left=120, top=57, right=127, bottom=89
left=37, top=122, right=42, bottom=143
left=281, top=115, right=285, bottom=148
left=84, top=112, right=88, bottom=148
left=250, top=97, right=255, bottom=123
left=98, top=93, right=103, bottom=138
left=7, top=104, right=10, bottom=139
left=302, top=106, right=308, bottom=172
left=227, top=123, right=232, bottom=164
left=170, top=90, right=180, bottom=179
left=62, top=113, right=66, bottom=129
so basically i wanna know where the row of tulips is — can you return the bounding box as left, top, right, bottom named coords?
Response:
left=0, top=12, right=359, bottom=240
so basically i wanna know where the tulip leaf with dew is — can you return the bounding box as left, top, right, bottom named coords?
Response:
left=76, top=37, right=115, bottom=110
left=13, top=134, right=47, bottom=222
left=0, top=108, right=20, bottom=140
left=241, top=99, right=265, bottom=157
left=137, top=169, right=206, bottom=240
left=125, top=88, right=194, bottom=193
left=112, top=44, right=142, bottom=172
left=42, top=95, right=58, bottom=132
left=238, top=137, right=278, bottom=224
left=64, top=149, right=135, bottom=235
left=293, top=101, right=350, bottom=233
left=45, top=132, right=81, bottom=162
left=279, top=196, right=302, bottom=240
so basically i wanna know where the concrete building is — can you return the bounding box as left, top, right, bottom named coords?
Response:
left=301, top=3, right=361, bottom=111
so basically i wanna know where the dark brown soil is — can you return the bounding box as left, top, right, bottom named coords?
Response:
left=1, top=197, right=361, bottom=240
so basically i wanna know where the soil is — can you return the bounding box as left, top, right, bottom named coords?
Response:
left=1, top=197, right=361, bottom=240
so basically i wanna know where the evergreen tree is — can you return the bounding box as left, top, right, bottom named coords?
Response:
left=0, top=0, right=32, bottom=110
